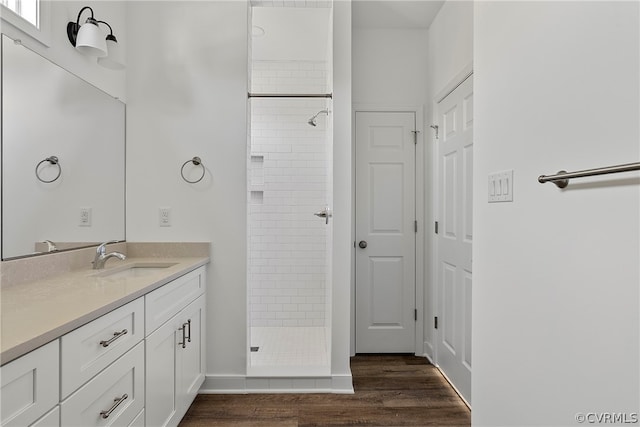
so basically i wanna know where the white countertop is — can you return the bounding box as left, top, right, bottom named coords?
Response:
left=1, top=256, right=209, bottom=365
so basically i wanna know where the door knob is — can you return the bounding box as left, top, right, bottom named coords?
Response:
left=358, top=240, right=367, bottom=249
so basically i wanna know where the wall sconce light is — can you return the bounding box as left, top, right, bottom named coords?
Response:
left=67, top=6, right=125, bottom=70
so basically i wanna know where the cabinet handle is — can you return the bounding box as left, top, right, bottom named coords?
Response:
left=100, top=393, right=128, bottom=419
left=179, top=323, right=187, bottom=349
left=186, top=319, right=192, bottom=343
left=99, top=329, right=128, bottom=347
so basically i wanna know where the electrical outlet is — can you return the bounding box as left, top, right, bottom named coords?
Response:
left=79, top=207, right=92, bottom=226
left=159, top=207, right=171, bottom=227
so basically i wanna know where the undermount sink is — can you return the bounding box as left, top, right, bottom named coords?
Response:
left=95, top=263, right=178, bottom=279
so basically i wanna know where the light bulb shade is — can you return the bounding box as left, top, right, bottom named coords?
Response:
left=75, top=20, right=107, bottom=57
left=98, top=38, right=125, bottom=70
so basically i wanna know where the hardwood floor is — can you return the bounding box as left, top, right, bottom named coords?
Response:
left=179, top=355, right=471, bottom=426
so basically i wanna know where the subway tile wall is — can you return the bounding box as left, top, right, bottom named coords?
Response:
left=248, top=60, right=331, bottom=327
left=251, top=60, right=330, bottom=95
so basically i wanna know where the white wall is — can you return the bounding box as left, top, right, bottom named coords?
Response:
left=424, top=0, right=473, bottom=359
left=125, top=0, right=249, bottom=377
left=473, top=2, right=639, bottom=425
left=1, top=0, right=126, bottom=99
left=352, top=28, right=428, bottom=106
left=328, top=0, right=353, bottom=391
left=426, top=1, right=473, bottom=98
left=330, top=0, right=352, bottom=389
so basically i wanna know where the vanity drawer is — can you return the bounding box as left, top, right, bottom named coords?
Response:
left=145, top=266, right=205, bottom=334
left=60, top=341, right=144, bottom=427
left=61, top=298, right=144, bottom=398
left=0, top=340, right=59, bottom=427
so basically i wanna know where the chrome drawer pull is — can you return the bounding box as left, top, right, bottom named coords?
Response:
left=99, top=329, right=128, bottom=347
left=100, top=393, right=128, bottom=419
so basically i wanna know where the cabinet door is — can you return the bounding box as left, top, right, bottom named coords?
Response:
left=0, top=340, right=59, bottom=427
left=177, top=296, right=206, bottom=416
left=145, top=315, right=181, bottom=427
left=60, top=342, right=144, bottom=427
left=127, top=409, right=144, bottom=427
left=30, top=406, right=59, bottom=427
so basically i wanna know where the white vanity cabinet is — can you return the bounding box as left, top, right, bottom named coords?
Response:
left=145, top=267, right=206, bottom=427
left=0, top=340, right=59, bottom=427
left=1, top=262, right=207, bottom=427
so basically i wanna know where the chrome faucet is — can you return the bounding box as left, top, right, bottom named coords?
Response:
left=42, top=240, right=58, bottom=252
left=93, top=240, right=126, bottom=269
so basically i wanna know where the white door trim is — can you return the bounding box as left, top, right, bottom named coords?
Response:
left=351, top=104, right=425, bottom=356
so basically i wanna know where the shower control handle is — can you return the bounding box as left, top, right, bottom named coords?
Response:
left=314, top=207, right=332, bottom=225
left=358, top=241, right=367, bottom=249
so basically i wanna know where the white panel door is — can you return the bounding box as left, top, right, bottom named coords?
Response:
left=355, top=111, right=416, bottom=353
left=436, top=76, right=473, bottom=404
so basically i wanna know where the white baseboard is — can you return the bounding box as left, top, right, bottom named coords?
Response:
left=199, top=374, right=354, bottom=394
left=423, top=341, right=434, bottom=362
left=436, top=367, right=471, bottom=410
left=422, top=351, right=435, bottom=365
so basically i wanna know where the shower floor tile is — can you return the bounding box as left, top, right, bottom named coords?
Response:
left=250, top=327, right=329, bottom=367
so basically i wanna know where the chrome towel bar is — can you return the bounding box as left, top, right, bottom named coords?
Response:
left=538, top=162, right=640, bottom=188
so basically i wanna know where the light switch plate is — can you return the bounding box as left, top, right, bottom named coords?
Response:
left=488, top=170, right=514, bottom=203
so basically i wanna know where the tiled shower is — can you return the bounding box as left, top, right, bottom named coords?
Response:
left=247, top=4, right=333, bottom=375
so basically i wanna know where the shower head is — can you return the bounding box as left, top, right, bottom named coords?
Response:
left=307, top=109, right=329, bottom=127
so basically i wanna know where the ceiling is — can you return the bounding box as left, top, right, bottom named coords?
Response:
left=352, top=0, right=445, bottom=29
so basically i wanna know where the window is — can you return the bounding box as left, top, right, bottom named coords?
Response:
left=1, top=0, right=50, bottom=46
left=2, top=0, right=38, bottom=27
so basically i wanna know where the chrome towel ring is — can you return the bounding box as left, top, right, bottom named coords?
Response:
left=180, top=156, right=205, bottom=184
left=35, top=156, right=62, bottom=183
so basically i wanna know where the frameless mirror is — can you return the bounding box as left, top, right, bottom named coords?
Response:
left=1, top=34, right=125, bottom=260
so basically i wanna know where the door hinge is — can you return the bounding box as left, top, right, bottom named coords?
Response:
left=414, top=220, right=418, bottom=233
left=414, top=309, right=417, bottom=321
left=435, top=221, right=439, bottom=234
left=411, top=130, right=420, bottom=145
left=434, top=316, right=438, bottom=329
